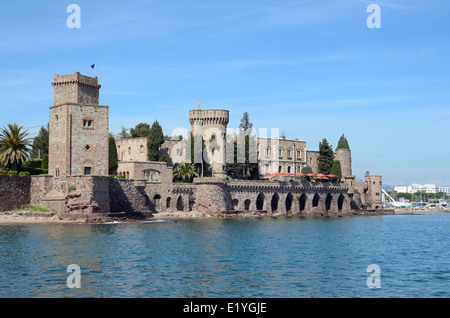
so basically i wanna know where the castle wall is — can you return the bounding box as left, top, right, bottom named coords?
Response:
left=49, top=104, right=109, bottom=177
left=334, top=148, right=352, bottom=177
left=109, top=179, right=148, bottom=213
left=0, top=175, right=31, bottom=212
left=52, top=72, right=100, bottom=106
left=306, top=151, right=319, bottom=172
left=258, top=137, right=307, bottom=175
left=116, top=137, right=148, bottom=162
left=189, top=109, right=229, bottom=177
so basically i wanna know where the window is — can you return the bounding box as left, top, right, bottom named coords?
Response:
left=278, top=148, right=283, bottom=158
left=140, top=145, right=144, bottom=153
left=265, top=147, right=271, bottom=157
left=287, top=166, right=291, bottom=173
left=84, top=167, right=92, bottom=175
left=128, top=147, right=131, bottom=155
left=55, top=167, right=60, bottom=178
left=82, top=117, right=94, bottom=129
left=286, top=149, right=292, bottom=158
left=278, top=165, right=282, bottom=173
left=297, top=150, right=301, bottom=159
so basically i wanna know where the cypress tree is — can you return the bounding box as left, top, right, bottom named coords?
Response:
left=318, top=138, right=334, bottom=175
left=336, top=134, right=350, bottom=150
left=108, top=136, right=118, bottom=174
left=147, top=121, right=164, bottom=161
left=330, top=160, right=342, bottom=180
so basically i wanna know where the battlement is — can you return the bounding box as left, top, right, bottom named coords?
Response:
left=189, top=109, right=229, bottom=126
left=51, top=72, right=100, bottom=106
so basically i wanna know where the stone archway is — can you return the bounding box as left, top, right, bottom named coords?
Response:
left=176, top=195, right=184, bottom=211
left=325, top=193, right=333, bottom=212
left=271, top=193, right=279, bottom=212
left=256, top=193, right=265, bottom=211
left=299, top=193, right=307, bottom=212
left=232, top=199, right=239, bottom=210
left=338, top=194, right=345, bottom=211
left=285, top=193, right=293, bottom=212
left=312, top=193, right=320, bottom=207
left=166, top=197, right=171, bottom=210
left=244, top=199, right=251, bottom=211
left=154, top=194, right=161, bottom=211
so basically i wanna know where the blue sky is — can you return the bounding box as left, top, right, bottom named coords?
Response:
left=1, top=0, right=449, bottom=186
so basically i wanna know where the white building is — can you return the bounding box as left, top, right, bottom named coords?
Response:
left=394, top=184, right=450, bottom=194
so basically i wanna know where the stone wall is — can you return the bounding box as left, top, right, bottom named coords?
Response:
left=30, top=175, right=53, bottom=206
left=258, top=137, right=307, bottom=175
left=109, top=179, right=148, bottom=213
left=52, top=72, right=100, bottom=106
left=116, top=137, right=148, bottom=162
left=0, top=175, right=31, bottom=211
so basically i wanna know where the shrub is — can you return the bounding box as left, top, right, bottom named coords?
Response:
left=19, top=171, right=31, bottom=176
left=20, top=167, right=48, bottom=175
left=24, top=158, right=44, bottom=169
left=116, top=175, right=125, bottom=179
left=67, top=185, right=77, bottom=193
left=0, top=170, right=7, bottom=174
left=7, top=171, right=18, bottom=175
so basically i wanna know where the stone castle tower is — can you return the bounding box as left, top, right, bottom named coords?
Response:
left=48, top=72, right=109, bottom=177
left=334, top=148, right=352, bottom=177
left=189, top=109, right=229, bottom=178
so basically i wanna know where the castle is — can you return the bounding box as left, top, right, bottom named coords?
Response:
left=0, top=72, right=386, bottom=217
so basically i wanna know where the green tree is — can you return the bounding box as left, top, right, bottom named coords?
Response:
left=147, top=120, right=164, bottom=161
left=108, top=136, right=118, bottom=174
left=336, top=134, right=350, bottom=150
left=31, top=125, right=49, bottom=158
left=0, top=123, right=32, bottom=171
left=118, top=125, right=130, bottom=138
left=173, top=162, right=199, bottom=183
left=330, top=160, right=342, bottom=180
left=130, top=122, right=151, bottom=138
left=301, top=166, right=313, bottom=181
left=234, top=111, right=258, bottom=179
left=41, top=154, right=48, bottom=169
left=318, top=138, right=334, bottom=175
left=239, top=111, right=253, bottom=131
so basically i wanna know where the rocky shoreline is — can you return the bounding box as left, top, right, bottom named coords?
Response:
left=0, top=207, right=399, bottom=224
left=4, top=208, right=449, bottom=225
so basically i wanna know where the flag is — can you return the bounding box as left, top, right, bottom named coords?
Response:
left=90, top=63, right=95, bottom=69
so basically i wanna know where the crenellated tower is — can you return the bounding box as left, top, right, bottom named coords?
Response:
left=189, top=109, right=229, bottom=178
left=49, top=72, right=109, bottom=178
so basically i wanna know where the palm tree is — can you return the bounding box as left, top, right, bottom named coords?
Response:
left=0, top=123, right=32, bottom=171
left=173, top=162, right=199, bottom=183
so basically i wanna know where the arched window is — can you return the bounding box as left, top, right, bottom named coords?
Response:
left=140, top=145, right=144, bottom=153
